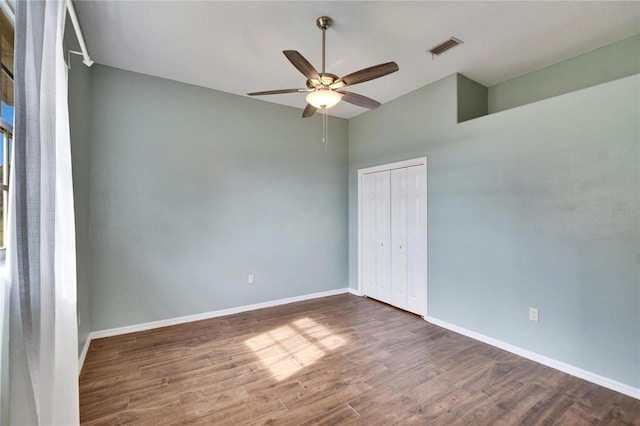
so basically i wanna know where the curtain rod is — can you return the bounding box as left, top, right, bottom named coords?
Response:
left=66, top=0, right=93, bottom=67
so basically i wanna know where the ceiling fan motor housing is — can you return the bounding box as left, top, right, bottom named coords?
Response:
left=306, top=73, right=339, bottom=89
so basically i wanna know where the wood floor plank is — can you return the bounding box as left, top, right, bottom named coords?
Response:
left=599, top=393, right=640, bottom=426
left=480, top=382, right=549, bottom=425
left=516, top=375, right=593, bottom=425
left=578, top=385, right=625, bottom=415
left=553, top=405, right=600, bottom=425
left=80, top=294, right=640, bottom=425
left=393, top=385, right=475, bottom=424
left=348, top=389, right=421, bottom=426
left=517, top=393, right=577, bottom=425
left=295, top=403, right=363, bottom=426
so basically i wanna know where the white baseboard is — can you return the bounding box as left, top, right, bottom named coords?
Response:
left=426, top=316, right=640, bottom=400
left=348, top=288, right=362, bottom=296
left=79, top=288, right=352, bottom=373
left=78, top=335, right=92, bottom=375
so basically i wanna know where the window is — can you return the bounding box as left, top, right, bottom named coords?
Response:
left=0, top=7, right=13, bottom=248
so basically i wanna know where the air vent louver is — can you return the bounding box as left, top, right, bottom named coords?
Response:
left=429, top=37, right=463, bottom=55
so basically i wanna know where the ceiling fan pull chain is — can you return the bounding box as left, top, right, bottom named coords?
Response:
left=322, top=109, right=326, bottom=147
left=323, top=109, right=328, bottom=149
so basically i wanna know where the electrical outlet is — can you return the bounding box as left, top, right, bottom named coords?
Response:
left=529, top=307, right=539, bottom=322
left=248, top=274, right=254, bottom=284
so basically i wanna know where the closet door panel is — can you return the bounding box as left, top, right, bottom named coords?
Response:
left=406, top=165, right=427, bottom=315
left=362, top=173, right=378, bottom=298
left=375, top=171, right=392, bottom=304
left=391, top=168, right=408, bottom=310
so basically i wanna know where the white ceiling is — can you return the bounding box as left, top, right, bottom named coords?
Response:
left=74, top=1, right=640, bottom=119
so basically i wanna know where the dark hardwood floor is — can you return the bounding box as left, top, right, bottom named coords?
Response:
left=79, top=294, right=640, bottom=425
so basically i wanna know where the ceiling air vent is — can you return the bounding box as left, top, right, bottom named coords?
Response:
left=429, top=37, right=463, bottom=55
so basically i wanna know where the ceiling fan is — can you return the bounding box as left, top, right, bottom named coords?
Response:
left=247, top=16, right=399, bottom=118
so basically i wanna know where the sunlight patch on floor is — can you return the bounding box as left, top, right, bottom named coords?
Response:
left=245, top=317, right=347, bottom=380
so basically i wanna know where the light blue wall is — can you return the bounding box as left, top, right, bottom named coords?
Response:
left=488, top=35, right=640, bottom=113
left=348, top=73, right=640, bottom=388
left=88, top=65, right=349, bottom=331
left=66, top=21, right=92, bottom=358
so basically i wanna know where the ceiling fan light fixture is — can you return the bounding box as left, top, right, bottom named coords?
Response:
left=306, top=88, right=342, bottom=109
left=247, top=15, right=398, bottom=122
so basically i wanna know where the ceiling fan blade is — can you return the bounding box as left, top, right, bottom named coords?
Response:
left=247, top=88, right=310, bottom=96
left=302, top=103, right=317, bottom=118
left=331, top=62, right=399, bottom=88
left=283, top=50, right=321, bottom=81
left=338, top=91, right=381, bottom=109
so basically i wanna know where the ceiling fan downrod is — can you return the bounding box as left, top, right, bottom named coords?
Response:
left=316, top=16, right=332, bottom=76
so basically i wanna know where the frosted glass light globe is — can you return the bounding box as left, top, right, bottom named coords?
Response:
left=306, top=89, right=342, bottom=109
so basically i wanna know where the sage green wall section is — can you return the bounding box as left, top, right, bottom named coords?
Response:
left=348, top=74, right=640, bottom=388
left=66, top=26, right=92, bottom=358
left=457, top=74, right=488, bottom=123
left=488, top=35, right=640, bottom=113
left=89, top=65, right=348, bottom=331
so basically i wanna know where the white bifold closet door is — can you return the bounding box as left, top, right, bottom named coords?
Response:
left=363, top=164, right=426, bottom=316
left=363, top=171, right=392, bottom=304
left=362, top=172, right=379, bottom=299
left=405, top=165, right=427, bottom=315
left=391, top=168, right=408, bottom=310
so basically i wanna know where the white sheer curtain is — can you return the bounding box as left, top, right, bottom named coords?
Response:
left=3, top=0, right=79, bottom=424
